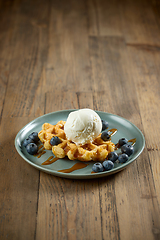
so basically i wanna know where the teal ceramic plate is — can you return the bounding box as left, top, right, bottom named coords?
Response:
left=15, top=110, right=145, bottom=179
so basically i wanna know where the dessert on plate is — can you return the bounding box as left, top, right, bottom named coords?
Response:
left=38, top=109, right=115, bottom=162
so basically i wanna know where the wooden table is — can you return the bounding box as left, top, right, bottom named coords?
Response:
left=0, top=0, right=160, bottom=239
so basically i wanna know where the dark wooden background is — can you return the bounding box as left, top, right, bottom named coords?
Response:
left=0, top=0, right=160, bottom=239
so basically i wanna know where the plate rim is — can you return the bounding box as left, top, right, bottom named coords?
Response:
left=15, top=109, right=145, bottom=179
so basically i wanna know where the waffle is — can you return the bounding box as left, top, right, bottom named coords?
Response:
left=38, top=121, right=115, bottom=162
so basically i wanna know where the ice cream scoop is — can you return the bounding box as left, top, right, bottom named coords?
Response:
left=64, top=108, right=102, bottom=145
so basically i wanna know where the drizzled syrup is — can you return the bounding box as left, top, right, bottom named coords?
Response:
left=58, top=162, right=89, bottom=173
left=37, top=150, right=46, bottom=158
left=109, top=128, right=118, bottom=136
left=38, top=145, right=43, bottom=150
left=128, top=138, right=136, bottom=146
left=115, top=138, right=136, bottom=150
left=34, top=145, right=46, bottom=158
left=33, top=130, right=136, bottom=174
left=42, top=156, right=59, bottom=165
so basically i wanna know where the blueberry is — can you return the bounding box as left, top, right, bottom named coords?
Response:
left=28, top=132, right=39, bottom=143
left=121, top=144, right=134, bottom=156
left=107, top=151, right=118, bottom=163
left=118, top=138, right=128, bottom=146
left=101, top=131, right=110, bottom=141
left=101, top=120, right=109, bottom=131
left=26, top=143, right=38, bottom=155
left=23, top=138, right=34, bottom=147
left=50, top=136, right=61, bottom=146
left=92, top=162, right=104, bottom=173
left=118, top=153, right=129, bottom=163
left=102, top=160, right=114, bottom=171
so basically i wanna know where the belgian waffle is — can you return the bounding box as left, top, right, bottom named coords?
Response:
left=38, top=121, right=115, bottom=162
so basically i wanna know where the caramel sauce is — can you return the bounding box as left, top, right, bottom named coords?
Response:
left=115, top=143, right=121, bottom=150
left=109, top=128, right=118, bottom=136
left=42, top=156, right=59, bottom=165
left=38, top=145, right=43, bottom=150
left=38, top=147, right=45, bottom=152
left=33, top=131, right=136, bottom=174
left=128, top=138, right=136, bottom=146
left=58, top=162, right=88, bottom=173
left=37, top=150, right=46, bottom=158
left=34, top=145, right=44, bottom=156
left=34, top=145, right=44, bottom=152
left=115, top=138, right=137, bottom=150
left=34, top=147, right=46, bottom=158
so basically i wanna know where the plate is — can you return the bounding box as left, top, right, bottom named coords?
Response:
left=15, top=110, right=145, bottom=179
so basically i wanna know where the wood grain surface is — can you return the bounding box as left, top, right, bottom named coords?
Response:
left=0, top=0, right=160, bottom=239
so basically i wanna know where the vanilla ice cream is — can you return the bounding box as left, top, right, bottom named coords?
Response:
left=64, top=108, right=102, bottom=145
